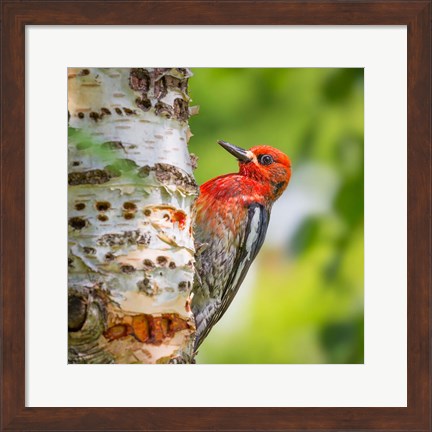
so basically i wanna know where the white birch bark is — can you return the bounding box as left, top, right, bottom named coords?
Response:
left=68, top=68, right=198, bottom=364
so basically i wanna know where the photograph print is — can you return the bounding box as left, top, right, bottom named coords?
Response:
left=68, top=67, right=364, bottom=364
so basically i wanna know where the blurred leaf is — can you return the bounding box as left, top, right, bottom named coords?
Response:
left=334, top=174, right=364, bottom=228
left=323, top=69, right=364, bottom=103
left=320, top=316, right=364, bottom=363
left=189, top=68, right=364, bottom=364
left=290, top=216, right=321, bottom=256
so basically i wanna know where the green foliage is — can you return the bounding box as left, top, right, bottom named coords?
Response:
left=189, top=68, right=364, bottom=364
left=68, top=127, right=141, bottom=182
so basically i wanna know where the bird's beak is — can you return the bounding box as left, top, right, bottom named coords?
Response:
left=218, top=140, right=253, bottom=163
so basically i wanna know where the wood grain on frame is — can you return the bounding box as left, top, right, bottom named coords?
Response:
left=1, top=1, right=430, bottom=431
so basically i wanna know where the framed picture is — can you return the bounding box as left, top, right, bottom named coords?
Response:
left=1, top=1, right=430, bottom=431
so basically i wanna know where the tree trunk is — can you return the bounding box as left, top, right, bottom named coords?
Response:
left=67, top=68, right=198, bottom=364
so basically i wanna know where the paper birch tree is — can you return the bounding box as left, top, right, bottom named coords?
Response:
left=67, top=68, right=198, bottom=364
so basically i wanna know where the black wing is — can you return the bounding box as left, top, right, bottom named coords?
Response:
left=194, top=203, right=270, bottom=349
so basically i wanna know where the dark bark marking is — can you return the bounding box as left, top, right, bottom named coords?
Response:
left=129, top=68, right=190, bottom=120
left=95, top=201, right=111, bottom=212
left=138, top=165, right=151, bottom=178
left=137, top=278, right=153, bottom=296
left=120, top=264, right=136, bottom=274
left=105, top=252, right=115, bottom=261
left=178, top=281, right=188, bottom=292
left=123, top=107, right=136, bottom=116
left=143, top=259, right=155, bottom=269
left=68, top=294, right=88, bottom=332
left=189, top=153, right=199, bottom=170
left=156, top=256, right=168, bottom=266
left=129, top=68, right=151, bottom=92
left=83, top=246, right=96, bottom=255
left=155, top=101, right=173, bottom=118
left=89, top=111, right=100, bottom=121
left=68, top=169, right=116, bottom=185
left=154, top=76, right=168, bottom=99
left=97, top=230, right=151, bottom=247
left=165, top=74, right=188, bottom=92
left=133, top=163, right=198, bottom=193
left=173, top=98, right=189, bottom=121
left=135, top=96, right=152, bottom=111
left=154, top=163, right=198, bottom=194
left=69, top=217, right=88, bottom=230
left=123, top=202, right=137, bottom=211
left=75, top=202, right=86, bottom=211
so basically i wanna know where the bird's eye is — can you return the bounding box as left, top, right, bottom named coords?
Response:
left=258, top=154, right=274, bottom=166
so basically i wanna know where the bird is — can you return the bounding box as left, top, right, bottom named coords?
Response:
left=191, top=140, right=292, bottom=350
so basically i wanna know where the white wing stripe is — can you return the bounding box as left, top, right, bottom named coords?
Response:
left=246, top=206, right=261, bottom=253
left=232, top=206, right=261, bottom=289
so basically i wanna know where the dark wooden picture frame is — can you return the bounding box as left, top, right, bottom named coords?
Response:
left=1, top=1, right=430, bottom=431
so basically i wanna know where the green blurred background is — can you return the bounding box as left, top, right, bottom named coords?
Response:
left=188, top=68, right=364, bottom=364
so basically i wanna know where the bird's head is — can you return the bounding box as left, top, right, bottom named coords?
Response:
left=218, top=140, right=292, bottom=200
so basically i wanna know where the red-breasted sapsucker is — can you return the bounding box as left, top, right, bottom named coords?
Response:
left=192, top=140, right=292, bottom=350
